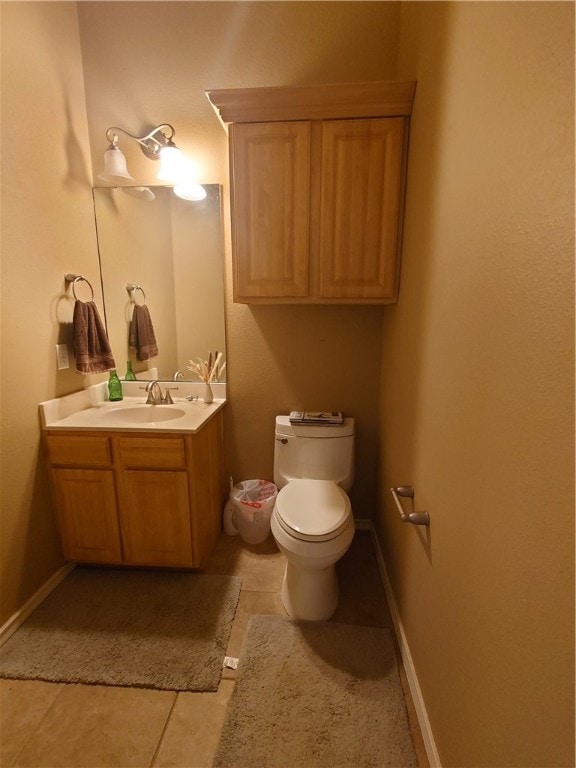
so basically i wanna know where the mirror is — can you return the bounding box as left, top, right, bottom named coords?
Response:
left=92, top=184, right=226, bottom=381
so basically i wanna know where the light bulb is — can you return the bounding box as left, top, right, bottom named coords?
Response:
left=156, top=145, right=185, bottom=183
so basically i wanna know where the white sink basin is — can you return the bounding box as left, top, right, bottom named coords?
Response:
left=106, top=405, right=187, bottom=423
left=39, top=388, right=227, bottom=434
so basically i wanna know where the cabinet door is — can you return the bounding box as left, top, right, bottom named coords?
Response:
left=118, top=470, right=193, bottom=567
left=52, top=468, right=122, bottom=563
left=231, top=121, right=311, bottom=299
left=318, top=118, right=405, bottom=300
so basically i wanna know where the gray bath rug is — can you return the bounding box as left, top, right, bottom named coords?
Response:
left=213, top=615, right=418, bottom=768
left=0, top=568, right=241, bottom=692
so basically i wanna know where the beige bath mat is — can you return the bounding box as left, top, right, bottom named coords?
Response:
left=0, top=568, right=241, bottom=691
left=213, top=614, right=418, bottom=767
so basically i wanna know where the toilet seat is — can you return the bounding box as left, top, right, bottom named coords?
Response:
left=275, top=479, right=351, bottom=542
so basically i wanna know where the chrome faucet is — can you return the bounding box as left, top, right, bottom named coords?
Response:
left=173, top=370, right=184, bottom=381
left=143, top=380, right=177, bottom=405
left=145, top=380, right=163, bottom=405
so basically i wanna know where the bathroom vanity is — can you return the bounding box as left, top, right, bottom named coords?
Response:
left=40, top=382, right=226, bottom=569
left=207, top=81, right=416, bottom=304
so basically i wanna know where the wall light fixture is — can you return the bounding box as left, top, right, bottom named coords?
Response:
left=98, top=124, right=184, bottom=183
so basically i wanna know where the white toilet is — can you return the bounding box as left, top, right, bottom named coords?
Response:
left=270, top=415, right=355, bottom=621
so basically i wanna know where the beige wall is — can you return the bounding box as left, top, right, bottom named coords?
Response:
left=0, top=2, right=102, bottom=623
left=378, top=3, right=574, bottom=766
left=77, top=1, right=402, bottom=517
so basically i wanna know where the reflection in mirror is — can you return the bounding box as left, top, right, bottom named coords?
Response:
left=93, top=184, right=226, bottom=381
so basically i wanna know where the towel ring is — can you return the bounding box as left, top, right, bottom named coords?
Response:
left=65, top=273, right=94, bottom=302
left=126, top=283, right=147, bottom=305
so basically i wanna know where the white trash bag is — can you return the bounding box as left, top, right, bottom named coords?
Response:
left=223, top=498, right=239, bottom=536
left=230, top=479, right=278, bottom=545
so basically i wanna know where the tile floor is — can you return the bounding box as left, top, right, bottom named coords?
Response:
left=0, top=530, right=429, bottom=768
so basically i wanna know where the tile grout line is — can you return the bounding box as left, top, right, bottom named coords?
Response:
left=148, top=690, right=179, bottom=768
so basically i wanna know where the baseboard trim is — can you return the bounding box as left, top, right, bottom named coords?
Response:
left=357, top=519, right=441, bottom=768
left=0, top=563, right=75, bottom=648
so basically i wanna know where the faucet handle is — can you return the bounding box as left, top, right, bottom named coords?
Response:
left=162, top=387, right=178, bottom=405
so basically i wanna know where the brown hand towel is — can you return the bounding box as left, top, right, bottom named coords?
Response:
left=73, top=300, right=116, bottom=374
left=129, top=304, right=159, bottom=361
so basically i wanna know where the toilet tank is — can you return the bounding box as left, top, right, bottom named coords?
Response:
left=274, top=416, right=355, bottom=491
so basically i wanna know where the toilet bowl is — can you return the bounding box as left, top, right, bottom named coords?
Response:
left=271, top=479, right=354, bottom=621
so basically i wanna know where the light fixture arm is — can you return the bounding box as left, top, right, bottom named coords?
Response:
left=104, top=124, right=176, bottom=161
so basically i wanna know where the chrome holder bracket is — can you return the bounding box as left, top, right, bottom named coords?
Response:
left=390, top=486, right=430, bottom=526
left=105, top=124, right=175, bottom=161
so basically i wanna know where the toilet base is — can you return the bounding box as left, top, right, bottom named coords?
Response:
left=281, top=561, right=339, bottom=622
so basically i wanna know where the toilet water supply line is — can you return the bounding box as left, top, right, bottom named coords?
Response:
left=390, top=486, right=430, bottom=526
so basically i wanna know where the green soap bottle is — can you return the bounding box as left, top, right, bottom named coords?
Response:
left=125, top=361, right=137, bottom=381
left=108, top=369, right=123, bottom=401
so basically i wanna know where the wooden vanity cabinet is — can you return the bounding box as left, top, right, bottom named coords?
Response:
left=44, top=411, right=225, bottom=569
left=207, top=81, right=416, bottom=304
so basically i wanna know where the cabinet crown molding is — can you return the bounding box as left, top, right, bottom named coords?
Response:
left=206, top=80, right=416, bottom=125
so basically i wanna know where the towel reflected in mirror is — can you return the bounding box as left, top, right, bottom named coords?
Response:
left=129, top=304, right=159, bottom=361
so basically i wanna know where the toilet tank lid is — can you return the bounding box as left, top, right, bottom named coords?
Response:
left=276, top=415, right=354, bottom=438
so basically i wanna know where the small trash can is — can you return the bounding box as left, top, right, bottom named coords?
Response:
left=230, top=479, right=278, bottom=544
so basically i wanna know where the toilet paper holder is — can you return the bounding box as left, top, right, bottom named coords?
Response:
left=390, top=486, right=430, bottom=526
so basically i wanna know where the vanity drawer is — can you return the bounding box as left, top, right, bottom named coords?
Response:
left=115, top=437, right=186, bottom=469
left=45, top=435, right=111, bottom=467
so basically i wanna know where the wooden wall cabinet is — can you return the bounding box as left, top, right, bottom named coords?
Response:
left=207, top=81, right=416, bottom=304
left=44, top=411, right=225, bottom=569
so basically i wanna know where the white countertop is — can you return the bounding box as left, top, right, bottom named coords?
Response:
left=40, top=381, right=227, bottom=434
